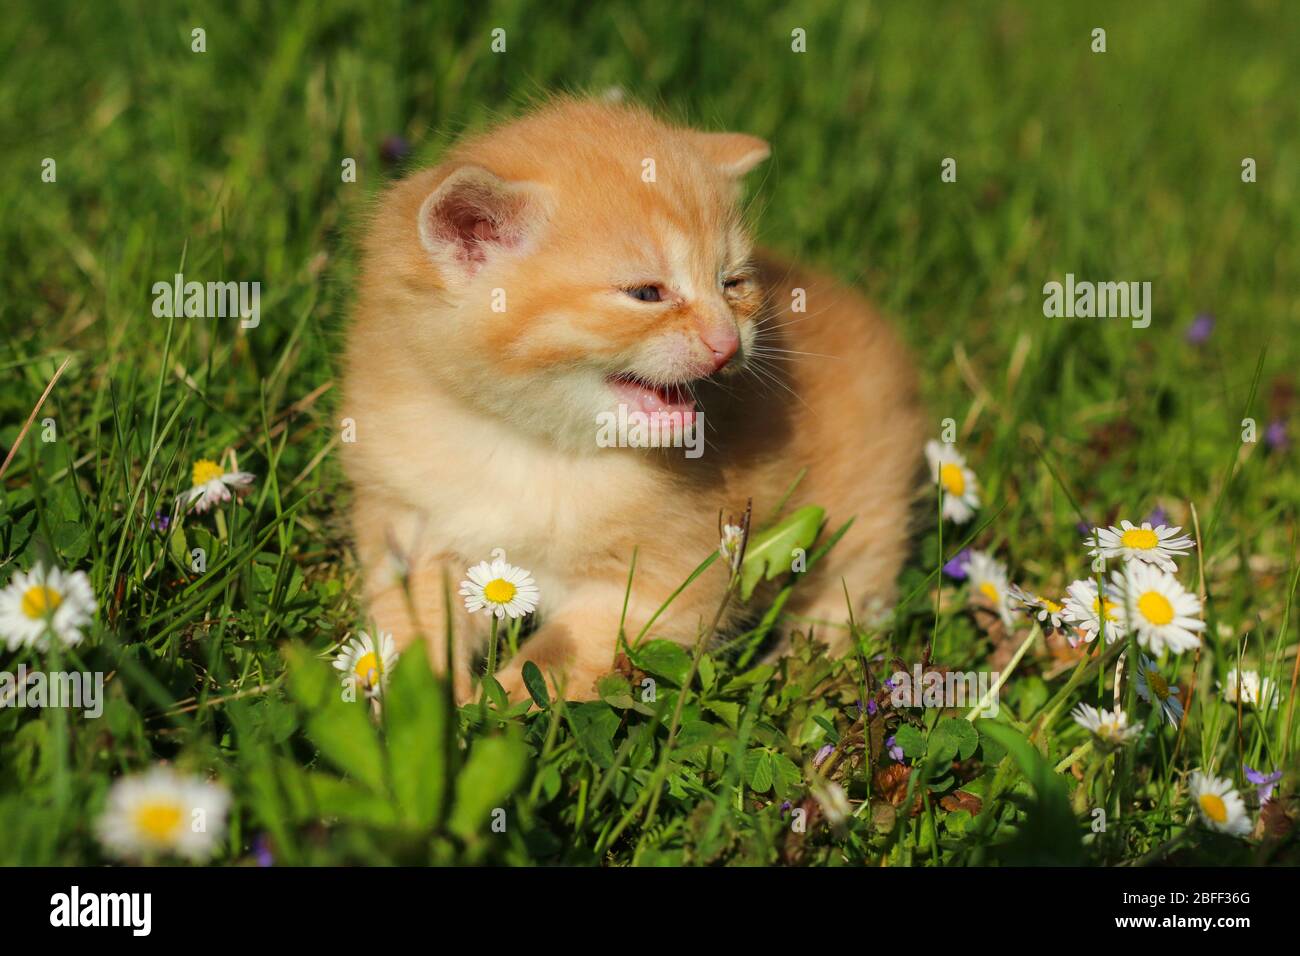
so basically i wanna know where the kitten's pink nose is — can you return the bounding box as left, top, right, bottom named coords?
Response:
left=701, top=325, right=739, bottom=372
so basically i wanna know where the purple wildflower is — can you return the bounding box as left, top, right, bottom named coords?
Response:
left=150, top=512, right=171, bottom=533
left=886, top=735, right=905, bottom=762
left=1244, top=764, right=1283, bottom=805
left=1185, top=312, right=1214, bottom=345
left=1143, top=505, right=1170, bottom=527
left=813, top=744, right=834, bottom=768
left=779, top=800, right=792, bottom=815
left=867, top=698, right=878, bottom=717
left=379, top=135, right=411, bottom=167
left=942, top=548, right=972, bottom=581
left=1265, top=420, right=1288, bottom=452
left=253, top=833, right=274, bottom=867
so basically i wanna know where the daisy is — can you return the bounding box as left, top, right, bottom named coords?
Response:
left=1061, top=577, right=1127, bottom=645
left=0, top=563, right=96, bottom=651
left=812, top=779, right=851, bottom=827
left=1220, top=669, right=1279, bottom=711
left=181, top=458, right=255, bottom=514
left=1088, top=520, right=1194, bottom=572
left=719, top=523, right=745, bottom=571
left=966, top=550, right=1013, bottom=628
left=96, top=766, right=231, bottom=862
left=1135, top=655, right=1183, bottom=727
left=1188, top=770, right=1252, bottom=837
left=1007, top=584, right=1073, bottom=636
left=1119, top=561, right=1205, bottom=655
left=332, top=630, right=398, bottom=699
left=925, top=440, right=980, bottom=524
left=1071, top=703, right=1141, bottom=748
left=460, top=553, right=539, bottom=619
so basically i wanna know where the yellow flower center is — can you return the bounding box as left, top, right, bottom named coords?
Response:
left=134, top=800, right=183, bottom=841
left=1120, top=528, right=1159, bottom=550
left=21, top=585, right=62, bottom=619
left=1091, top=595, right=1119, bottom=622
left=939, top=463, right=966, bottom=496
left=1044, top=599, right=1065, bottom=615
left=1146, top=668, right=1170, bottom=700
left=1198, top=793, right=1228, bottom=824
left=978, top=582, right=999, bottom=604
left=192, top=459, right=225, bottom=486
left=353, top=651, right=379, bottom=688
left=483, top=578, right=517, bottom=605
left=1138, top=591, right=1175, bottom=626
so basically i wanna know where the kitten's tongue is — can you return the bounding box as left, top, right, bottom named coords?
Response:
left=607, top=374, right=696, bottom=420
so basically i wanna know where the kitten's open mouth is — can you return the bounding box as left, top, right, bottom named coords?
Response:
left=606, top=373, right=698, bottom=420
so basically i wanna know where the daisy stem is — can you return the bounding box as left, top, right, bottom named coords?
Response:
left=965, top=625, right=1036, bottom=721
left=486, top=616, right=499, bottom=682
left=214, top=507, right=228, bottom=543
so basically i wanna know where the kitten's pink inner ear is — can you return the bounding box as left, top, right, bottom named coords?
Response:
left=688, top=131, right=771, bottom=177
left=419, top=166, right=537, bottom=270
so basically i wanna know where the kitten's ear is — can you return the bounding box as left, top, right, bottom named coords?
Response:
left=418, top=165, right=547, bottom=277
left=687, top=132, right=771, bottom=177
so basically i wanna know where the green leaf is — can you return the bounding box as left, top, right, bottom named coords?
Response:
left=739, top=505, right=825, bottom=600
left=597, top=673, right=638, bottom=709
left=743, top=748, right=774, bottom=792
left=521, top=660, right=549, bottom=709
left=977, top=721, right=1083, bottom=865
left=383, top=640, right=448, bottom=829
left=770, top=753, right=802, bottom=801
left=931, top=716, right=979, bottom=766
left=633, top=639, right=692, bottom=686
left=564, top=701, right=621, bottom=768
left=448, top=734, right=529, bottom=841
left=812, top=714, right=839, bottom=743
left=50, top=520, right=89, bottom=561
left=283, top=644, right=386, bottom=792
left=893, top=724, right=926, bottom=761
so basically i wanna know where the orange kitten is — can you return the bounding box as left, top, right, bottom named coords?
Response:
left=341, top=99, right=925, bottom=702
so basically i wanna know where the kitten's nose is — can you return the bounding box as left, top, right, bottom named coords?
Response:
left=701, top=325, right=739, bottom=372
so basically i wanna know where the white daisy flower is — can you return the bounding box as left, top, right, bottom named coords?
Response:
left=1135, top=655, right=1183, bottom=727
left=812, top=779, right=851, bottom=827
left=719, top=523, right=745, bottom=572
left=1007, top=584, right=1072, bottom=635
left=1088, top=520, right=1194, bottom=572
left=1220, top=669, right=1279, bottom=711
left=0, top=563, right=96, bottom=651
left=181, top=458, right=255, bottom=513
left=1119, top=561, right=1205, bottom=655
left=96, top=766, right=231, bottom=862
left=1071, top=703, right=1141, bottom=748
left=332, top=630, right=398, bottom=699
left=966, top=550, right=1013, bottom=628
left=1189, top=770, right=1252, bottom=837
left=1061, top=577, right=1128, bottom=646
left=460, top=553, right=539, bottom=619
left=925, top=440, right=980, bottom=524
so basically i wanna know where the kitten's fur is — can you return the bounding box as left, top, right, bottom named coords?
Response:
left=342, top=99, right=924, bottom=701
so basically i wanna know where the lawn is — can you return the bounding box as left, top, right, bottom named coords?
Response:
left=1, top=0, right=1298, bottom=866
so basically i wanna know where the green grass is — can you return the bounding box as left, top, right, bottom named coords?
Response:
left=2, top=0, right=1299, bottom=865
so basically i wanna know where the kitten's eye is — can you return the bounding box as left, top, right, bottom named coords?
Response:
left=723, top=276, right=747, bottom=292
left=624, top=285, right=664, bottom=303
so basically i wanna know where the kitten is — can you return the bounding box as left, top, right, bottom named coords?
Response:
left=341, top=99, right=924, bottom=702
